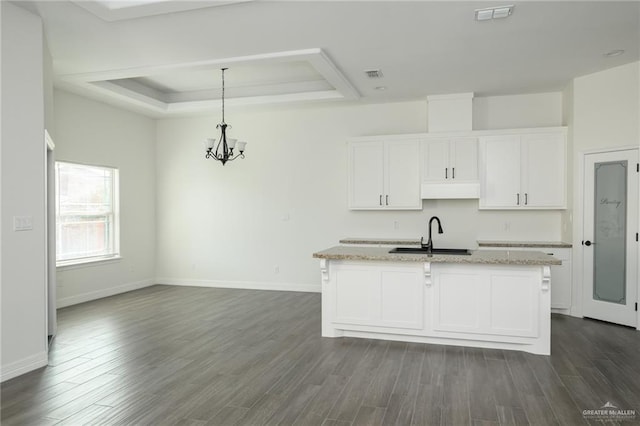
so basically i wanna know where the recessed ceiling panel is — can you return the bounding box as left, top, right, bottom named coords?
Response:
left=132, top=61, right=326, bottom=94
left=72, top=0, right=254, bottom=21
left=57, top=49, right=359, bottom=115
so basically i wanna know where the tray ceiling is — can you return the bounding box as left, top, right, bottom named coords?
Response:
left=57, top=49, right=359, bottom=115
left=19, top=1, right=640, bottom=118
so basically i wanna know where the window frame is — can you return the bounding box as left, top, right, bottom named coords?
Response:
left=55, top=161, right=121, bottom=268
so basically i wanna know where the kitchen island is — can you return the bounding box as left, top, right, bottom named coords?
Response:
left=313, top=246, right=560, bottom=355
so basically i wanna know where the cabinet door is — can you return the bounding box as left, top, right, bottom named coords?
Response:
left=432, top=268, right=485, bottom=333
left=486, top=269, right=539, bottom=338
left=386, top=140, right=421, bottom=209
left=349, top=142, right=385, bottom=209
left=380, top=269, right=424, bottom=329
left=521, top=133, right=566, bottom=208
left=450, top=137, right=478, bottom=181
left=477, top=246, right=572, bottom=310
left=432, top=264, right=539, bottom=338
left=331, top=264, right=424, bottom=330
left=421, top=138, right=450, bottom=181
left=333, top=268, right=379, bottom=325
left=479, top=135, right=521, bottom=208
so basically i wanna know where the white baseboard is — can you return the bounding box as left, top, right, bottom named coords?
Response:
left=156, top=277, right=321, bottom=293
left=551, top=307, right=571, bottom=316
left=1, top=351, right=48, bottom=383
left=57, top=279, right=154, bottom=308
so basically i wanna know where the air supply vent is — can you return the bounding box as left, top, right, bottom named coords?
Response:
left=364, top=69, right=383, bottom=79
left=475, top=5, right=514, bottom=21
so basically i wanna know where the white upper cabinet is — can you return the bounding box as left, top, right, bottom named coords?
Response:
left=386, top=140, right=422, bottom=209
left=521, top=133, right=566, bottom=208
left=348, top=138, right=421, bottom=210
left=348, top=127, right=565, bottom=208
left=349, top=141, right=385, bottom=209
left=421, top=136, right=479, bottom=199
left=479, top=128, right=567, bottom=209
left=422, top=137, right=478, bottom=182
left=451, top=138, right=479, bottom=181
left=479, top=135, right=522, bottom=207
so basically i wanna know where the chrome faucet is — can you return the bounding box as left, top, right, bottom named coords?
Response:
left=421, top=216, right=444, bottom=254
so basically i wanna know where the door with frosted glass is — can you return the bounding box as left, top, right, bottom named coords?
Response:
left=583, top=150, right=638, bottom=327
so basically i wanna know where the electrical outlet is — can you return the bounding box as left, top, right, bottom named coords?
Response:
left=274, top=265, right=280, bottom=274
left=13, top=216, right=33, bottom=231
left=394, top=221, right=400, bottom=230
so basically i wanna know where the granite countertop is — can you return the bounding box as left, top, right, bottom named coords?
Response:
left=477, top=240, right=572, bottom=248
left=313, top=246, right=561, bottom=266
left=339, top=237, right=422, bottom=245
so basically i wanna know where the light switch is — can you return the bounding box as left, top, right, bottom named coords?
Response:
left=13, top=216, right=33, bottom=231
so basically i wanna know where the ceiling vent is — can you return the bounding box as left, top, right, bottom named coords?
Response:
left=475, top=5, right=514, bottom=21
left=364, top=69, right=383, bottom=79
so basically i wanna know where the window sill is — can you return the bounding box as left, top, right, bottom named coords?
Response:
left=56, top=256, right=122, bottom=271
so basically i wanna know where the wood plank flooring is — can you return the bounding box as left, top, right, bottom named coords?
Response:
left=2, top=285, right=639, bottom=425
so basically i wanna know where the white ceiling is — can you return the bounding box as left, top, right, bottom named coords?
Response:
left=18, top=0, right=640, bottom=117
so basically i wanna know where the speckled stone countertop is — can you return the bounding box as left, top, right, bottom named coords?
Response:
left=339, top=237, right=422, bottom=245
left=313, top=246, right=561, bottom=266
left=477, top=240, right=572, bottom=248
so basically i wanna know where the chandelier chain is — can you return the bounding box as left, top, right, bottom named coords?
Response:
left=221, top=67, right=226, bottom=124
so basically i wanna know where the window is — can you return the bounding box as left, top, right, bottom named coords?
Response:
left=55, top=161, right=120, bottom=266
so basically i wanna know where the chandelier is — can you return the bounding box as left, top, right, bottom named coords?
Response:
left=204, top=68, right=246, bottom=165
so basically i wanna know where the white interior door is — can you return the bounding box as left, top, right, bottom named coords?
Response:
left=583, top=149, right=638, bottom=327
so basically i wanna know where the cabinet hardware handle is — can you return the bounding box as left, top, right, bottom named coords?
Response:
left=452, top=167, right=455, bottom=179
left=386, top=195, right=389, bottom=205
left=380, top=195, right=382, bottom=206
left=525, top=193, right=528, bottom=205
left=445, top=168, right=448, bottom=179
left=546, top=253, right=554, bottom=256
left=517, top=193, right=520, bottom=205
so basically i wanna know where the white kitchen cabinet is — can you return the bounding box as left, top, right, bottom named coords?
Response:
left=521, top=133, right=566, bottom=208
left=421, top=137, right=479, bottom=199
left=330, top=262, right=424, bottom=332
left=422, top=137, right=478, bottom=182
left=319, top=258, right=552, bottom=355
left=479, top=135, right=521, bottom=207
left=431, top=265, right=540, bottom=338
left=348, top=139, right=421, bottom=210
left=477, top=245, right=572, bottom=311
left=479, top=129, right=566, bottom=209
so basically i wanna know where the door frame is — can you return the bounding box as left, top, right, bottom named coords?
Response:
left=45, top=129, right=56, bottom=341
left=573, top=145, right=639, bottom=330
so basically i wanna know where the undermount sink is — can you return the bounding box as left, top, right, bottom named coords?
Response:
left=389, top=247, right=471, bottom=255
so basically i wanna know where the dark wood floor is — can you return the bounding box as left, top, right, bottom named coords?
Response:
left=2, top=285, right=639, bottom=425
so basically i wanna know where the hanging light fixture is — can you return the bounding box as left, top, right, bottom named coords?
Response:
left=204, top=68, right=246, bottom=165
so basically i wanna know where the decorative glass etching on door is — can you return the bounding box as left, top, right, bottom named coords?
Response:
left=593, top=161, right=627, bottom=304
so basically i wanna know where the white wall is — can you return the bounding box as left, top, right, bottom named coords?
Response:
left=473, top=92, right=563, bottom=130
left=156, top=94, right=563, bottom=291
left=573, top=62, right=639, bottom=151
left=568, top=61, right=640, bottom=318
left=54, top=90, right=157, bottom=307
left=1, top=2, right=49, bottom=381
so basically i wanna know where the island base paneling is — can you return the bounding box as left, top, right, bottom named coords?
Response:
left=320, top=259, right=551, bottom=355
